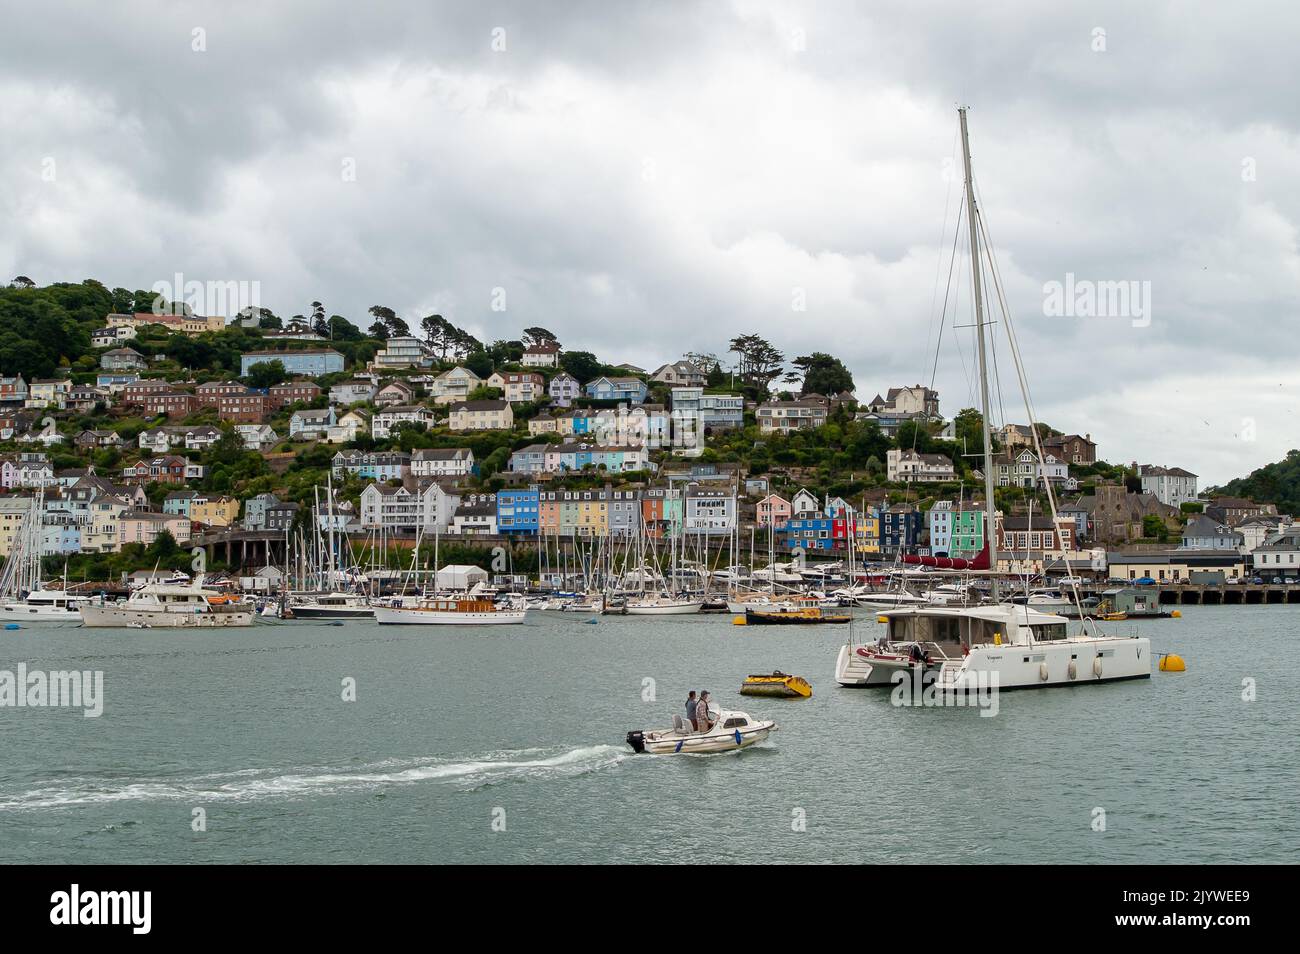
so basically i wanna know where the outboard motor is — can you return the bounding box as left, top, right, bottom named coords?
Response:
left=626, top=730, right=646, bottom=754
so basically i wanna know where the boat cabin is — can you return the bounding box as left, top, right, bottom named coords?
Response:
left=881, top=606, right=1068, bottom=652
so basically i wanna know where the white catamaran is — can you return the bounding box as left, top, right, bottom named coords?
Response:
left=0, top=490, right=93, bottom=623
left=834, top=106, right=1150, bottom=692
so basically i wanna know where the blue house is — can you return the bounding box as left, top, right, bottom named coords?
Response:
left=881, top=506, right=922, bottom=553
left=776, top=517, right=837, bottom=551
left=497, top=488, right=540, bottom=534
left=584, top=376, right=648, bottom=404
left=240, top=349, right=345, bottom=377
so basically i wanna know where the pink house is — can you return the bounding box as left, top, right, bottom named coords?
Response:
left=118, top=510, right=192, bottom=548
left=756, top=493, right=792, bottom=527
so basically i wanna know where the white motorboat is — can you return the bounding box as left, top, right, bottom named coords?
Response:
left=0, top=588, right=93, bottom=623
left=624, top=594, right=703, bottom=615
left=834, top=603, right=1150, bottom=691
left=372, top=594, right=526, bottom=625
left=80, top=583, right=254, bottom=628
left=288, top=592, right=374, bottom=619
left=561, top=595, right=605, bottom=614
left=925, top=582, right=983, bottom=606
left=750, top=562, right=804, bottom=585
left=854, top=590, right=932, bottom=609
left=725, top=594, right=798, bottom=613
left=626, top=706, right=777, bottom=754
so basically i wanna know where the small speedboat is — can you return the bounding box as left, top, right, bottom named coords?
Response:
left=626, top=707, right=776, bottom=755
left=740, top=672, right=812, bottom=698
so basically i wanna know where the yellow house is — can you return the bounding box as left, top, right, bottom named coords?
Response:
left=448, top=400, right=514, bottom=432
left=83, top=495, right=130, bottom=553
left=0, top=496, right=36, bottom=557
left=528, top=414, right=560, bottom=436
left=191, top=496, right=239, bottom=528
left=854, top=513, right=881, bottom=553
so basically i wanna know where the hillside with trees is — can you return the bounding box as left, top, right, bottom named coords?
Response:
left=1210, top=450, right=1300, bottom=514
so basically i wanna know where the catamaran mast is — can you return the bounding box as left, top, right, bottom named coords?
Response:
left=959, top=105, right=1000, bottom=602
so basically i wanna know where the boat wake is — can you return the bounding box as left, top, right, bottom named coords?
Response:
left=0, top=745, right=631, bottom=810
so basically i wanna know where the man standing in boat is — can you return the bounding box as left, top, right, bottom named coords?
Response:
left=696, top=691, right=714, bottom=732
left=685, top=690, right=699, bottom=730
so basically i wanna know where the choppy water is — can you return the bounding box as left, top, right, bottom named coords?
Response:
left=0, top=605, right=1294, bottom=863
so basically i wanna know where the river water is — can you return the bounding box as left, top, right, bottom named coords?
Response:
left=0, top=605, right=1294, bottom=863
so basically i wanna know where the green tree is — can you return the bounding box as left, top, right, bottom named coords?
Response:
left=246, top=359, right=288, bottom=389
left=789, top=352, right=854, bottom=396
left=523, top=327, right=558, bottom=346
left=560, top=350, right=602, bottom=383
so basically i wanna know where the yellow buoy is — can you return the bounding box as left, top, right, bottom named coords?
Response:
left=1159, top=653, right=1186, bottom=672
left=732, top=615, right=747, bottom=626
left=1171, top=610, right=1182, bottom=618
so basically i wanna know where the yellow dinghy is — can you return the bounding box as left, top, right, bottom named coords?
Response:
left=740, top=671, right=812, bottom=699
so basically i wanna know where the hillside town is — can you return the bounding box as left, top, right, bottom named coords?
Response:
left=0, top=296, right=1293, bottom=590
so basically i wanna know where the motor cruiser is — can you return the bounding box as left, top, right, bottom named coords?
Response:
left=80, top=583, right=254, bottom=628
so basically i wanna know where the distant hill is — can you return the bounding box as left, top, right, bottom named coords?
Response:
left=1210, top=449, right=1300, bottom=514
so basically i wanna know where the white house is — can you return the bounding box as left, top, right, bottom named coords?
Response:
left=359, top=480, right=459, bottom=532
left=521, top=342, right=561, bottom=368
left=235, top=423, right=279, bottom=451
left=372, top=405, right=436, bottom=439
left=372, top=336, right=435, bottom=370
left=886, top=448, right=957, bottom=483
left=290, top=407, right=336, bottom=439
left=329, top=379, right=377, bottom=405
left=429, top=366, right=483, bottom=405
left=410, top=447, right=476, bottom=478
left=324, top=409, right=367, bottom=444
left=1252, top=529, right=1300, bottom=580
left=790, top=488, right=820, bottom=517
left=1139, top=465, right=1198, bottom=508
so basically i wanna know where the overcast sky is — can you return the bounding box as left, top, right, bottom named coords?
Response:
left=3, top=1, right=1297, bottom=485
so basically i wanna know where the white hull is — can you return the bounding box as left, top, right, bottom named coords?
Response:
left=641, top=724, right=773, bottom=754
left=726, top=598, right=793, bottom=613
left=624, top=600, right=703, bottom=615
left=856, top=594, right=931, bottom=608
left=0, top=604, right=85, bottom=622
left=372, top=606, right=526, bottom=625
left=835, top=636, right=1151, bottom=689
left=79, top=605, right=254, bottom=628
left=628, top=709, right=777, bottom=755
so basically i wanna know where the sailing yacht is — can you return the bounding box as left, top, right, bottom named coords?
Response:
left=0, top=490, right=92, bottom=623
left=834, top=106, right=1150, bottom=692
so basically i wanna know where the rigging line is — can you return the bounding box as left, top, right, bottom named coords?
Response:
left=920, top=125, right=963, bottom=377
left=975, top=192, right=1096, bottom=636
left=982, top=233, right=1009, bottom=436
left=928, top=197, right=966, bottom=392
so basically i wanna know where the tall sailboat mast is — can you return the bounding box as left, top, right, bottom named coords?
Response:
left=959, top=105, right=1000, bottom=602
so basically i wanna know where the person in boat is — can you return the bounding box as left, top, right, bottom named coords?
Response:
left=685, top=690, right=699, bottom=730
left=696, top=691, right=714, bottom=732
